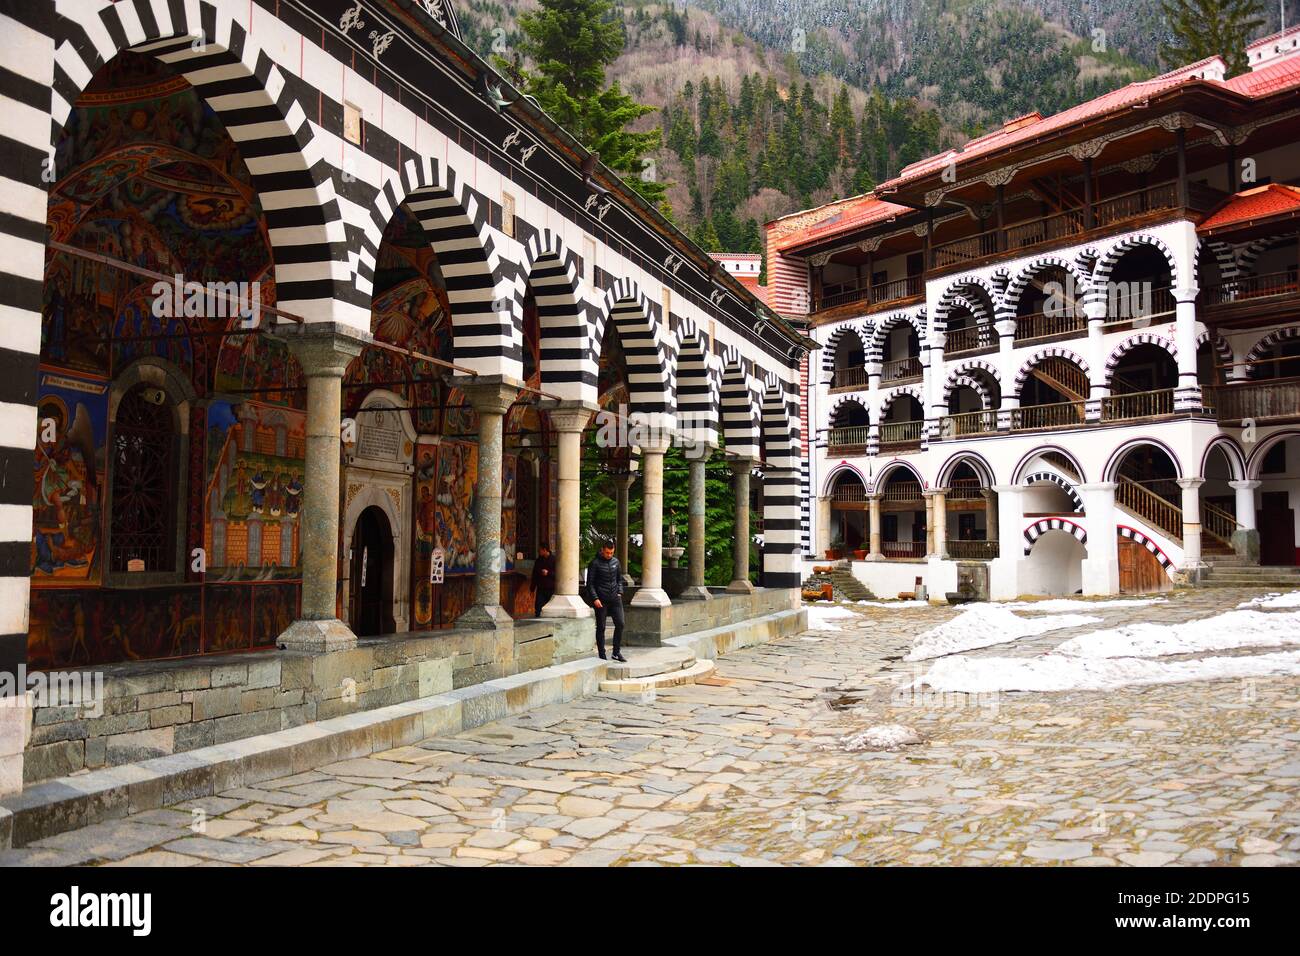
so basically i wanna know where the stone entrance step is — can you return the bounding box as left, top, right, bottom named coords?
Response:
left=602, top=646, right=696, bottom=680
left=599, top=658, right=717, bottom=694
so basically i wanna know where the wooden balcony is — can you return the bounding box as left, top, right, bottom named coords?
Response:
left=1103, top=284, right=1176, bottom=332
left=830, top=484, right=868, bottom=505
left=1101, top=388, right=1174, bottom=422
left=938, top=409, right=998, bottom=439
left=880, top=481, right=924, bottom=503
left=882, top=541, right=926, bottom=559
left=1204, top=378, right=1300, bottom=423
left=947, top=539, right=999, bottom=560
left=826, top=425, right=870, bottom=455
left=1014, top=310, right=1087, bottom=344
left=946, top=479, right=986, bottom=502
left=814, top=274, right=924, bottom=316
left=879, top=420, right=923, bottom=450
left=880, top=356, right=923, bottom=385
left=930, top=180, right=1220, bottom=277
left=1011, top=401, right=1085, bottom=431
left=1200, top=270, right=1300, bottom=327
left=945, top=324, right=996, bottom=355
left=828, top=365, right=869, bottom=392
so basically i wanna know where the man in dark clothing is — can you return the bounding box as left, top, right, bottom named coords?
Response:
left=531, top=544, right=555, bottom=617
left=583, top=543, right=626, bottom=662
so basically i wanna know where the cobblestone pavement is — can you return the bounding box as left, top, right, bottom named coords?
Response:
left=6, top=587, right=1300, bottom=867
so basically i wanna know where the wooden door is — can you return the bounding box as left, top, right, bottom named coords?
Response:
left=1119, top=537, right=1169, bottom=593
left=1259, top=492, right=1296, bottom=566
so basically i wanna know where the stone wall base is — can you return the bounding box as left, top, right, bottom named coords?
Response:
left=622, top=587, right=799, bottom=646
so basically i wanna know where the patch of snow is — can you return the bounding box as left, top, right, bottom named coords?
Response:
left=856, top=600, right=930, bottom=608
left=804, top=604, right=859, bottom=629
left=1237, top=591, right=1300, bottom=609
left=905, top=604, right=1101, bottom=661
left=841, top=724, right=922, bottom=752
left=996, top=598, right=1163, bottom=612
left=1056, top=609, right=1300, bottom=659
left=915, top=649, right=1300, bottom=693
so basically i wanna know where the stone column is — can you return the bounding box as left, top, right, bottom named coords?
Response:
left=727, top=457, right=756, bottom=592
left=989, top=483, right=1025, bottom=600
left=933, top=489, right=948, bottom=560
left=455, top=377, right=519, bottom=630
left=1079, top=482, right=1120, bottom=596
left=681, top=446, right=714, bottom=600
left=632, top=437, right=672, bottom=607
left=541, top=402, right=597, bottom=618
left=923, top=491, right=937, bottom=557
left=983, top=488, right=999, bottom=552
left=1173, top=289, right=1202, bottom=412
left=1230, top=479, right=1260, bottom=563
left=277, top=326, right=365, bottom=652
left=614, top=470, right=636, bottom=586
left=867, top=493, right=883, bottom=560
left=1084, top=298, right=1108, bottom=423
left=1178, top=476, right=1205, bottom=572
left=995, top=316, right=1019, bottom=430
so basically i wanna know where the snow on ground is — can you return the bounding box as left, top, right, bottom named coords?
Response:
left=804, top=604, right=860, bottom=629
left=1237, top=591, right=1300, bottom=609
left=841, top=724, right=923, bottom=752
left=995, top=598, right=1164, bottom=613
left=1055, top=609, right=1300, bottom=659
left=916, top=649, right=1300, bottom=693
left=856, top=600, right=930, bottom=608
left=904, top=604, right=1101, bottom=661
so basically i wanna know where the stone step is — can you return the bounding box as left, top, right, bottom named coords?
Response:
left=601, top=646, right=696, bottom=680
left=600, top=658, right=716, bottom=694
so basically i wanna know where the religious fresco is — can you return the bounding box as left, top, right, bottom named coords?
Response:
left=204, top=400, right=306, bottom=579
left=436, top=439, right=479, bottom=574
left=31, top=370, right=109, bottom=585
left=29, top=585, right=205, bottom=669
left=412, top=443, right=439, bottom=629
left=502, top=453, right=518, bottom=573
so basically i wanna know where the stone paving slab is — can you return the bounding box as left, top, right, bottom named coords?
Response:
left=2, top=592, right=1298, bottom=866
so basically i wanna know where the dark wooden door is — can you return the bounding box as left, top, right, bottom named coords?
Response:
left=1259, top=492, right=1296, bottom=566
left=1119, top=537, right=1168, bottom=593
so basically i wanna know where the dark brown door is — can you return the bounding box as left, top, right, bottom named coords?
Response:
left=1119, top=537, right=1169, bottom=594
left=350, top=506, right=395, bottom=636
left=1259, top=492, right=1296, bottom=566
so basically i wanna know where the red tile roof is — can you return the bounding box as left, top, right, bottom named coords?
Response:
left=1222, top=52, right=1300, bottom=95
left=773, top=195, right=912, bottom=252
left=1198, top=183, right=1300, bottom=232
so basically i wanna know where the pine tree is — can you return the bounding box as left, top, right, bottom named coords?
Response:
left=515, top=0, right=668, bottom=205
left=1160, top=0, right=1265, bottom=77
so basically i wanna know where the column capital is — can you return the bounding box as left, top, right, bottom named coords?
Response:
left=540, top=399, right=599, bottom=433
left=454, top=375, right=520, bottom=416
left=728, top=456, right=757, bottom=474
left=637, top=434, right=673, bottom=455
left=686, top=444, right=714, bottom=464
left=1176, top=476, right=1205, bottom=490
left=275, top=322, right=370, bottom=377
left=1077, top=481, right=1118, bottom=492
left=1229, top=479, right=1261, bottom=491
left=1173, top=286, right=1200, bottom=304
left=990, top=484, right=1023, bottom=495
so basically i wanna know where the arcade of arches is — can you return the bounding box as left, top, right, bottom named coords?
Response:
left=29, top=53, right=771, bottom=669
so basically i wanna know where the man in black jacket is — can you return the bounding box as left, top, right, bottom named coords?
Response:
left=583, top=543, right=626, bottom=662
left=530, top=544, right=555, bottom=617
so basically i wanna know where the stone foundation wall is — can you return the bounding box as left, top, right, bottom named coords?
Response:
left=623, top=587, right=799, bottom=645
left=22, top=618, right=589, bottom=785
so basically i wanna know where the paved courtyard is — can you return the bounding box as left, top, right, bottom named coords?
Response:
left=5, top=587, right=1300, bottom=867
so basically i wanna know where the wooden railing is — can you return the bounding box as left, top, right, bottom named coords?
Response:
left=830, top=365, right=868, bottom=390
left=947, top=539, right=999, bottom=560
left=945, top=324, right=994, bottom=354
left=817, top=273, right=924, bottom=312
left=1005, top=207, right=1086, bottom=250
left=1204, top=378, right=1300, bottom=421
left=831, top=484, right=868, bottom=503
left=1014, top=310, right=1087, bottom=343
left=880, top=420, right=924, bottom=447
left=1093, top=181, right=1179, bottom=226
left=1202, top=500, right=1239, bottom=546
left=1101, top=388, right=1174, bottom=422
left=827, top=425, right=870, bottom=451
left=947, top=479, right=986, bottom=501
left=1011, top=401, right=1085, bottom=430
left=1202, top=269, right=1300, bottom=307
left=1104, top=284, right=1175, bottom=328
left=1116, top=476, right=1183, bottom=540
left=882, top=540, right=926, bottom=559
left=933, top=232, right=998, bottom=268
left=939, top=409, right=998, bottom=438
left=881, top=481, right=923, bottom=503
left=881, top=356, right=923, bottom=384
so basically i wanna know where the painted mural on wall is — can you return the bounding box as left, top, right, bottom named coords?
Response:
left=204, top=401, right=306, bottom=579
left=32, top=370, right=109, bottom=584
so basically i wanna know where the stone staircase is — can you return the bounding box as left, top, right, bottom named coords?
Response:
left=599, top=646, right=716, bottom=694
left=801, top=566, right=874, bottom=602
left=1198, top=562, right=1300, bottom=589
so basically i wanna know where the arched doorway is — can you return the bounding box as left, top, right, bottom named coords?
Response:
left=1023, top=530, right=1086, bottom=596
left=350, top=506, right=395, bottom=637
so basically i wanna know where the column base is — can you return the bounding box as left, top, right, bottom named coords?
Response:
left=630, top=587, right=672, bottom=607
left=864, top=553, right=885, bottom=563
left=277, top=618, right=358, bottom=653
left=540, top=594, right=593, bottom=619
left=621, top=573, right=636, bottom=588
left=725, top=579, right=755, bottom=594
left=456, top=604, right=515, bottom=631
left=0, top=690, right=34, bottom=798
left=677, top=585, right=713, bottom=601
left=1232, top=528, right=1260, bottom=564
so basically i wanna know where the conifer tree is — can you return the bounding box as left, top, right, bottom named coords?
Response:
left=1160, top=0, right=1265, bottom=76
